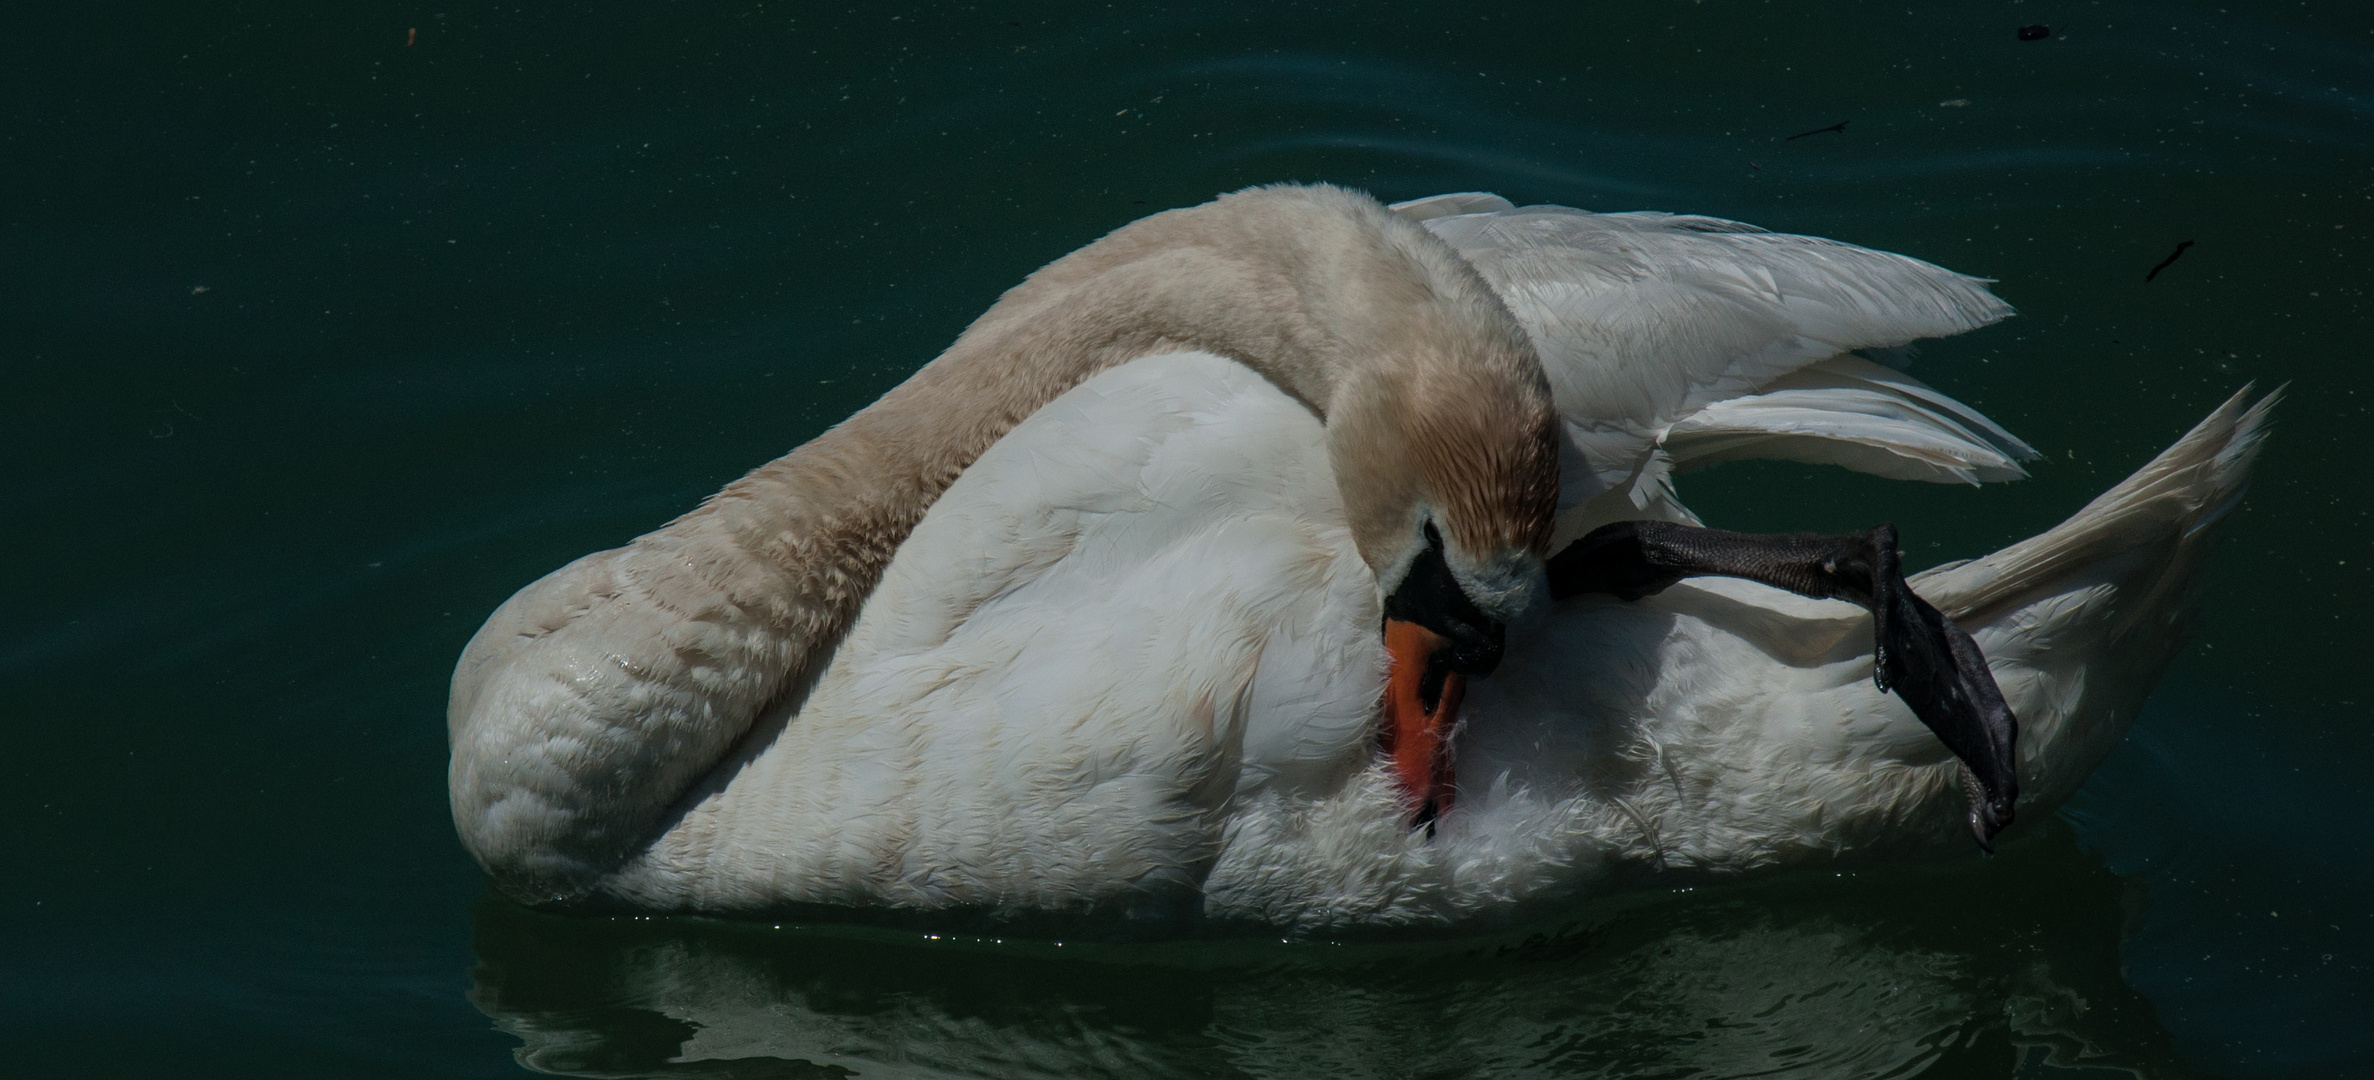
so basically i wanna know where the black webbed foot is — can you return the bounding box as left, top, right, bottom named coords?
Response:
left=1863, top=528, right=2019, bottom=848
left=1548, top=520, right=2020, bottom=850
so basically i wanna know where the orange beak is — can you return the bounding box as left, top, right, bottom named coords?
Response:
left=1380, top=618, right=1464, bottom=828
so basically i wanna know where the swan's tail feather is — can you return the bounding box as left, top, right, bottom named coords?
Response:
left=1909, top=387, right=2276, bottom=813
left=1915, top=386, right=2276, bottom=625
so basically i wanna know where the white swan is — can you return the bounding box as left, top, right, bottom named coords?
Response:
left=448, top=185, right=2271, bottom=930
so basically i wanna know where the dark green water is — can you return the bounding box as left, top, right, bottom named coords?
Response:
left=6, top=1, right=2371, bottom=1075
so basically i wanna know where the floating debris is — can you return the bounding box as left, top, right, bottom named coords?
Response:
left=2145, top=240, right=2195, bottom=283
left=1785, top=121, right=1848, bottom=141
left=2017, top=24, right=2052, bottom=41
left=1938, top=98, right=1971, bottom=107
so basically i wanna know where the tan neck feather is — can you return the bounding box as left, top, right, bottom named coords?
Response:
left=677, top=183, right=1543, bottom=644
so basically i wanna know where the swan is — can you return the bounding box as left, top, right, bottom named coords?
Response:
left=448, top=184, right=2271, bottom=929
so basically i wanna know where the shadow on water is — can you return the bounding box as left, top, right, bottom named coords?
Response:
left=2061, top=682, right=2374, bottom=1077
left=468, top=821, right=2207, bottom=1080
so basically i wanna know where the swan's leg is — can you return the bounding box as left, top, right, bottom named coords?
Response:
left=1546, top=520, right=2019, bottom=850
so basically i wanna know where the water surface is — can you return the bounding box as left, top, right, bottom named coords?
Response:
left=5, top=1, right=2370, bottom=1075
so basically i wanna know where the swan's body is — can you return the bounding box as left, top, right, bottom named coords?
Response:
left=451, top=186, right=2271, bottom=929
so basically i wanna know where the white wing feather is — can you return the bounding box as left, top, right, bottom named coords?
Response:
left=1666, top=354, right=2037, bottom=485
left=1392, top=195, right=2029, bottom=504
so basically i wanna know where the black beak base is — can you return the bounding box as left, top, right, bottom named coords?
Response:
left=1383, top=523, right=1506, bottom=682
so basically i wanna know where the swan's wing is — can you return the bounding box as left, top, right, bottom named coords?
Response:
left=1393, top=195, right=2028, bottom=505
left=602, top=353, right=1385, bottom=913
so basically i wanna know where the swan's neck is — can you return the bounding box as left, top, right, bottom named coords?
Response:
left=679, top=184, right=1531, bottom=699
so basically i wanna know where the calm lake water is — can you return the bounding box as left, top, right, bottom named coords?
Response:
left=7, top=1, right=2371, bottom=1076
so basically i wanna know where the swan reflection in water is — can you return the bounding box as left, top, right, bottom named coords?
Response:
left=468, top=823, right=2207, bottom=1080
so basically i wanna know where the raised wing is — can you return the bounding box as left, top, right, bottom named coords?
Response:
left=1393, top=194, right=2032, bottom=511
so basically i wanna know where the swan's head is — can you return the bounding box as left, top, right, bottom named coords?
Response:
left=1144, top=181, right=1562, bottom=825
left=1325, top=301, right=1562, bottom=826
left=1338, top=374, right=1562, bottom=650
